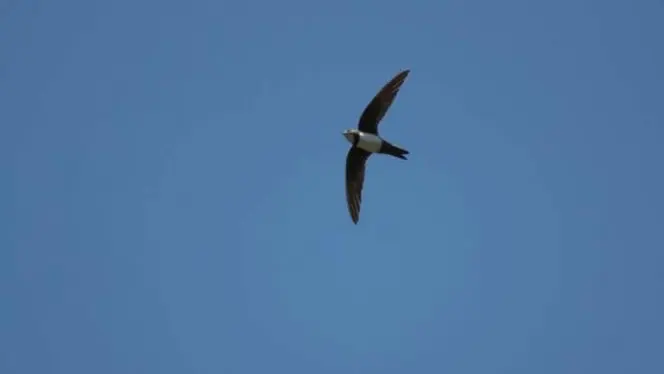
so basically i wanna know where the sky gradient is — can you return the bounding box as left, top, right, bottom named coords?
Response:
left=2, top=0, right=664, bottom=373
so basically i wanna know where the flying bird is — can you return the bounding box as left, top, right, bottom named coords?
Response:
left=342, top=69, right=411, bottom=224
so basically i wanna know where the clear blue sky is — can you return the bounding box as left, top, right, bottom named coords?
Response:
left=2, top=0, right=663, bottom=373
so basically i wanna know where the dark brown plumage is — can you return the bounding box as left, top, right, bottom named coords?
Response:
left=357, top=69, right=410, bottom=135
left=345, top=146, right=371, bottom=224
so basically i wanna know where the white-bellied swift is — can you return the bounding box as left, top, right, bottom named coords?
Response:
left=342, top=69, right=411, bottom=224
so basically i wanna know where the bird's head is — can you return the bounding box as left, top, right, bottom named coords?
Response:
left=342, top=129, right=357, bottom=144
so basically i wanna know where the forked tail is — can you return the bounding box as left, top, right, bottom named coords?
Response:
left=382, top=142, right=409, bottom=160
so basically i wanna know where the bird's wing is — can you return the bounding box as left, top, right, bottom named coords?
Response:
left=345, top=147, right=371, bottom=224
left=357, top=69, right=410, bottom=135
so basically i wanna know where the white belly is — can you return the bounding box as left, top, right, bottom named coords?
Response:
left=357, top=132, right=383, bottom=153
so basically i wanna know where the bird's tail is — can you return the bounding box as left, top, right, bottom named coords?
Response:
left=382, top=142, right=409, bottom=160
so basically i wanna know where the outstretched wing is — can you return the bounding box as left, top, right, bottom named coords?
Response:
left=345, top=147, right=371, bottom=224
left=357, top=69, right=410, bottom=135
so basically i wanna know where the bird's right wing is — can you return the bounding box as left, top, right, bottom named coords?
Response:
left=345, top=147, right=371, bottom=224
left=357, top=69, right=410, bottom=135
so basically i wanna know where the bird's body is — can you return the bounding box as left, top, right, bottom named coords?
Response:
left=354, top=130, right=382, bottom=153
left=343, top=128, right=409, bottom=159
left=342, top=69, right=411, bottom=224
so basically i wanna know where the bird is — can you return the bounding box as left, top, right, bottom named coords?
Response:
left=342, top=69, right=411, bottom=224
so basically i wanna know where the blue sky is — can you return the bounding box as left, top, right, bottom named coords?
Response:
left=2, top=0, right=664, bottom=373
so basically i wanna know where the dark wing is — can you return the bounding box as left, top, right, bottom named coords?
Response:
left=345, top=147, right=371, bottom=224
left=357, top=69, right=410, bottom=135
